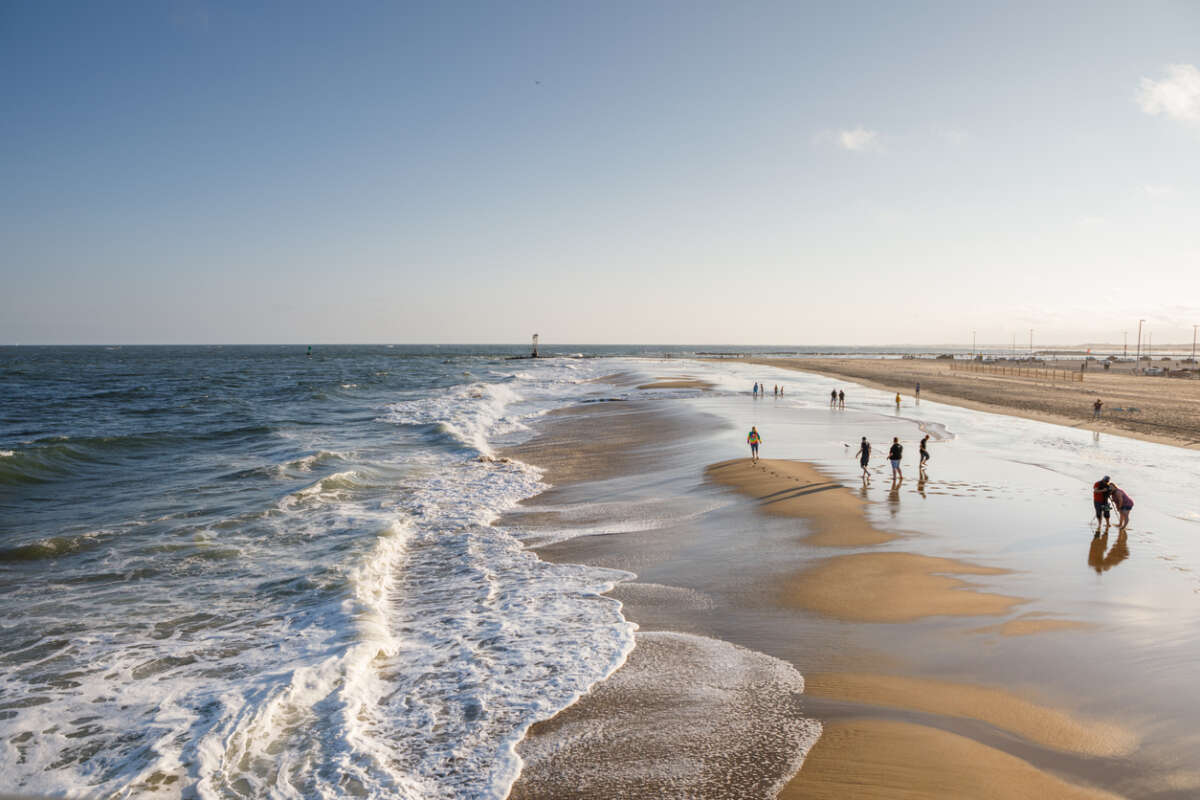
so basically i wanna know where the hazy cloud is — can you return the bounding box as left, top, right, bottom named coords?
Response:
left=1137, top=64, right=1200, bottom=122
left=838, top=127, right=880, bottom=151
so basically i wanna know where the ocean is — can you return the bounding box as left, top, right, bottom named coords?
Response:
left=0, top=345, right=659, bottom=797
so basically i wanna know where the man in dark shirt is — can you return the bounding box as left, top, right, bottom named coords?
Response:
left=854, top=436, right=871, bottom=481
left=888, top=437, right=904, bottom=480
left=1093, top=476, right=1111, bottom=531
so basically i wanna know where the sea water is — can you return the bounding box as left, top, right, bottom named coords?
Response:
left=0, top=345, right=662, bottom=798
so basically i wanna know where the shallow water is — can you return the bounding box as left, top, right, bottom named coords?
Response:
left=517, top=358, right=1200, bottom=795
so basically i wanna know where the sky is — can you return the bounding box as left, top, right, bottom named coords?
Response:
left=2, top=1, right=1199, bottom=346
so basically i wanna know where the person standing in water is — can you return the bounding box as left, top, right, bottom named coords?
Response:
left=894, top=393, right=902, bottom=409
left=887, top=437, right=903, bottom=480
left=1092, top=476, right=1112, bottom=531
left=855, top=436, right=872, bottom=481
left=838, top=389, right=845, bottom=409
left=919, top=434, right=930, bottom=471
left=1109, top=482, right=1134, bottom=528
left=915, top=381, right=920, bottom=398
left=753, top=382, right=759, bottom=397
left=747, top=427, right=762, bottom=463
left=830, top=389, right=837, bottom=406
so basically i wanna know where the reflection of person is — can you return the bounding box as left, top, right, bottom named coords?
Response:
left=747, top=426, right=762, bottom=463
left=1109, top=483, right=1134, bottom=528
left=1092, top=476, right=1111, bottom=530
left=916, top=472, right=927, bottom=498
left=1087, top=530, right=1129, bottom=574
left=854, top=436, right=871, bottom=481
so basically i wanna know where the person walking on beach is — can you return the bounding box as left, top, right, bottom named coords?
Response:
left=753, top=382, right=758, bottom=397
left=1092, top=476, right=1112, bottom=531
left=855, top=436, right=872, bottom=481
left=1109, top=482, right=1134, bottom=529
left=887, top=437, right=903, bottom=481
left=838, top=389, right=845, bottom=409
left=915, top=381, right=920, bottom=398
left=747, top=426, right=762, bottom=463
left=1093, top=398, right=1103, bottom=419
left=830, top=389, right=837, bottom=406
left=894, top=393, right=902, bottom=409
left=919, top=434, right=930, bottom=471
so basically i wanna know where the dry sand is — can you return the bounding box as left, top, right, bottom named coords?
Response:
left=744, top=357, right=1200, bottom=448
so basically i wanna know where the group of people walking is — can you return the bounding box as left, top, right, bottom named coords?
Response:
left=752, top=382, right=784, bottom=397
left=854, top=434, right=930, bottom=483
left=1092, top=476, right=1134, bottom=531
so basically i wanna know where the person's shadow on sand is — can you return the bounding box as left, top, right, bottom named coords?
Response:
left=1087, top=531, right=1129, bottom=574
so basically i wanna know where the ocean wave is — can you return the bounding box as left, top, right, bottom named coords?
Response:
left=0, top=531, right=107, bottom=563
left=381, top=381, right=527, bottom=456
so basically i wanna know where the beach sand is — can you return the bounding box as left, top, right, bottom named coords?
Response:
left=501, top=380, right=1177, bottom=799
left=743, top=357, right=1200, bottom=448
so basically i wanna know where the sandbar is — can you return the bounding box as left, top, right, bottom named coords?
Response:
left=705, top=458, right=894, bottom=546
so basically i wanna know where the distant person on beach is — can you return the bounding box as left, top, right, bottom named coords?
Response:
left=753, top=382, right=758, bottom=397
left=1109, top=483, right=1134, bottom=528
left=894, top=393, right=902, bottom=409
left=838, top=389, right=845, bottom=408
left=1092, top=476, right=1112, bottom=530
left=830, top=389, right=837, bottom=406
left=747, top=427, right=762, bottom=463
left=779, top=386, right=784, bottom=395
left=1093, top=398, right=1103, bottom=419
left=919, top=435, right=930, bottom=469
left=888, top=437, right=903, bottom=480
left=855, top=436, right=871, bottom=480
left=915, top=382, right=920, bottom=398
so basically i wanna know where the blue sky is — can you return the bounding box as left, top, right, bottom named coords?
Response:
left=2, top=1, right=1198, bottom=345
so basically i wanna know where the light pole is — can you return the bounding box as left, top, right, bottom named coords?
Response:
left=1122, top=330, right=1127, bottom=358
left=1029, top=329, right=1034, bottom=358
left=972, top=329, right=976, bottom=359
left=1136, top=319, right=1145, bottom=371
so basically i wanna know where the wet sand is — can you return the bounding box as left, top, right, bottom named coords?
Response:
left=781, top=719, right=1123, bottom=800
left=743, top=357, right=1200, bottom=449
left=500, top=381, right=1167, bottom=799
left=705, top=458, right=894, bottom=546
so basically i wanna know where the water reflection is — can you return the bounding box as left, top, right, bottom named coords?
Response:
left=1087, top=530, right=1130, bottom=574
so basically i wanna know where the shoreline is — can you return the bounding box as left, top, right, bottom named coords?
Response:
left=738, top=357, right=1200, bottom=450
left=500, top=380, right=1164, bottom=798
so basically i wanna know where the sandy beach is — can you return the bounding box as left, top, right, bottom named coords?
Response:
left=742, top=357, right=1200, bottom=449
left=500, top=360, right=1200, bottom=798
